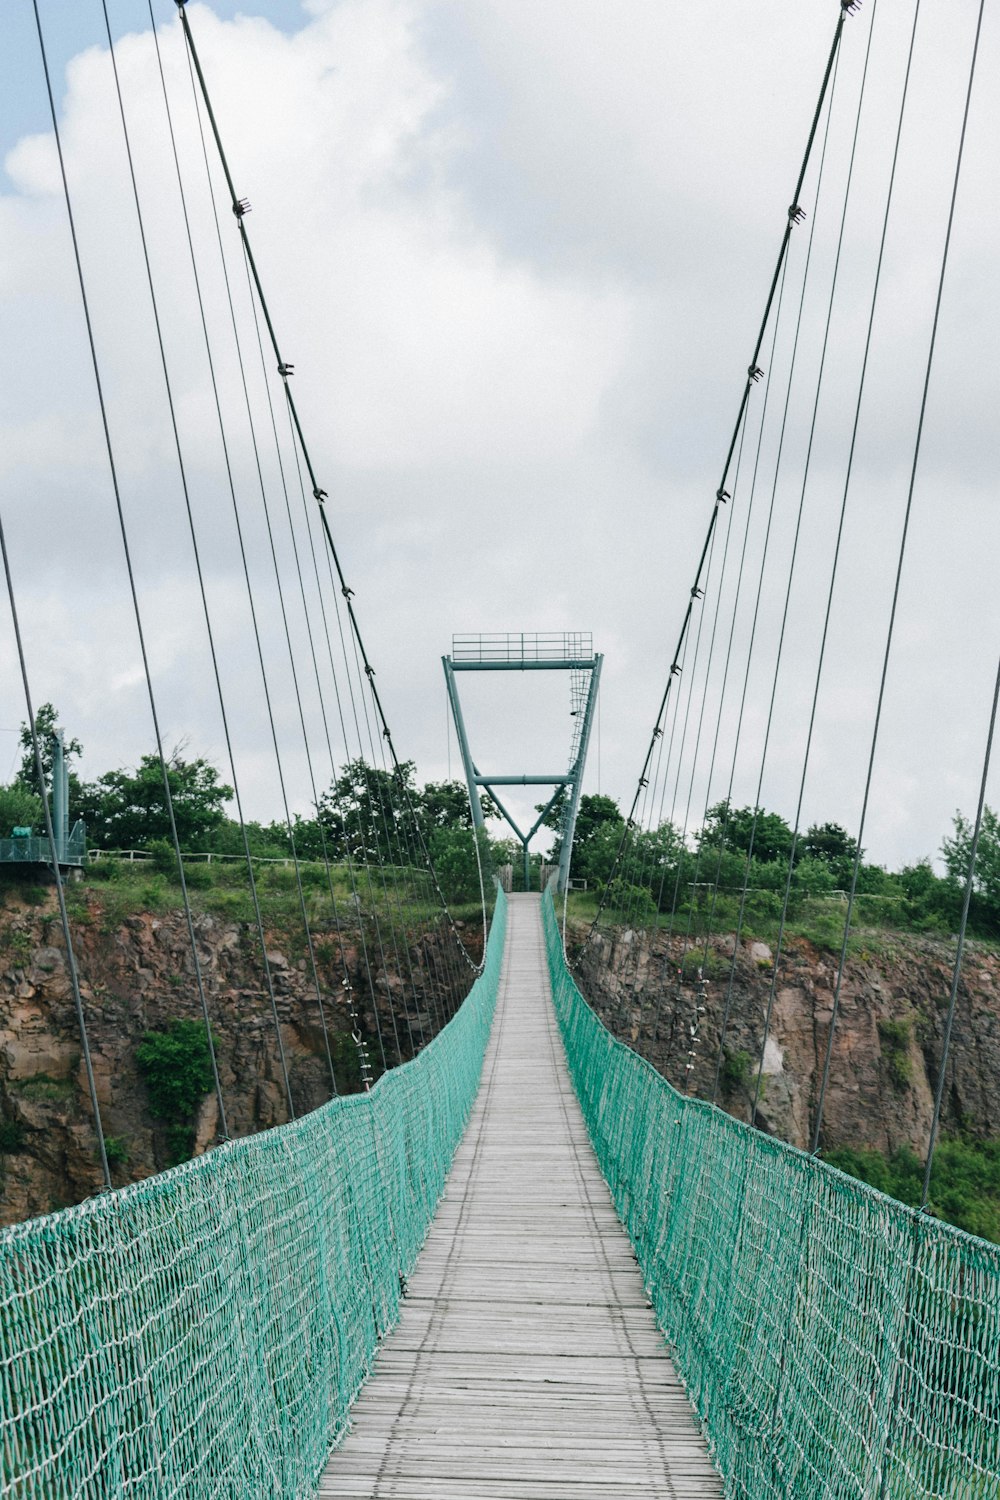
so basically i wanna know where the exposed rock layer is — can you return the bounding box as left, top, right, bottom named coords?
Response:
left=0, top=893, right=475, bottom=1226
left=575, top=924, right=1000, bottom=1154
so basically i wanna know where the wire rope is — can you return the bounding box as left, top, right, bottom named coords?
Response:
left=176, top=0, right=485, bottom=986
left=237, top=250, right=386, bottom=1075
left=145, top=0, right=295, bottom=1113
left=180, top=44, right=352, bottom=1089
left=813, top=0, right=986, bottom=1152
left=745, top=2, right=880, bottom=1128
left=708, top=67, right=843, bottom=1098
left=0, top=509, right=111, bottom=1189
left=921, top=651, right=1000, bottom=1209
left=34, top=0, right=228, bottom=1143
left=283, top=418, right=431, bottom=1052
left=589, top=0, right=856, bottom=937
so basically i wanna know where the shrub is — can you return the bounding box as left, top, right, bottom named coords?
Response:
left=826, top=1136, right=1000, bottom=1244
left=720, top=1049, right=751, bottom=1098
left=0, top=1118, right=26, bottom=1153
left=103, top=1135, right=130, bottom=1167
left=136, top=1019, right=216, bottom=1124
left=878, top=1018, right=912, bottom=1093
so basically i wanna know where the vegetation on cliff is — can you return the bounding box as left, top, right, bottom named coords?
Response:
left=559, top=792, right=1000, bottom=945
left=826, top=1138, right=1000, bottom=1244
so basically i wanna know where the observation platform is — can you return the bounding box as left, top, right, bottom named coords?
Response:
left=319, top=894, right=721, bottom=1499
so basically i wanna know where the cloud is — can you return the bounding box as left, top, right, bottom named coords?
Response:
left=0, top=0, right=997, bottom=875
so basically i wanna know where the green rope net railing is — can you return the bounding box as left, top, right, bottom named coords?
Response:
left=543, top=891, right=1000, bottom=1499
left=0, top=889, right=506, bottom=1500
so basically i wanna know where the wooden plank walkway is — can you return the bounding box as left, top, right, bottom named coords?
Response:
left=318, top=893, right=722, bottom=1499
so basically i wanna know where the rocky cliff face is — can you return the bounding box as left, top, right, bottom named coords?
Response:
left=575, top=924, right=1000, bottom=1155
left=0, top=892, right=474, bottom=1226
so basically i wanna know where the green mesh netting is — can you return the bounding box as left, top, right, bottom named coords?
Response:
left=543, top=892, right=1000, bottom=1499
left=0, top=889, right=506, bottom=1499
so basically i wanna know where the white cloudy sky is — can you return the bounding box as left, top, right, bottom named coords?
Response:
left=0, top=0, right=997, bottom=869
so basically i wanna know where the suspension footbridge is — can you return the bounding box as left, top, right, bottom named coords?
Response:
left=320, top=895, right=721, bottom=1500
left=2, top=0, right=1000, bottom=1496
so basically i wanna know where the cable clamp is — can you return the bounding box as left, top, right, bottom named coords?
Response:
left=278, top=362, right=294, bottom=377
left=383, top=727, right=391, bottom=739
left=670, top=662, right=682, bottom=677
left=341, top=585, right=354, bottom=599
left=841, top=0, right=861, bottom=13
left=313, top=487, right=328, bottom=503
left=638, top=776, right=649, bottom=789
left=748, top=364, right=764, bottom=383
left=652, top=726, right=663, bottom=740
left=788, top=203, right=806, bottom=226
left=691, top=586, right=704, bottom=601
left=716, top=488, right=730, bottom=505
left=233, top=197, right=251, bottom=218
left=365, top=664, right=375, bottom=678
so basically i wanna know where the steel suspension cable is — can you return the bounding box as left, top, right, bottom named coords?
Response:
left=921, top=650, right=1000, bottom=1210
left=35, top=0, right=228, bottom=1143
left=746, top=2, right=879, bottom=1129
left=813, top=0, right=986, bottom=1152
left=145, top=0, right=295, bottom=1113
left=590, top=0, right=857, bottom=936
left=0, top=509, right=111, bottom=1190
left=180, top=45, right=353, bottom=1089
left=237, top=256, right=401, bottom=1072
left=175, top=0, right=484, bottom=981
left=709, top=69, right=843, bottom=1095
left=923, top=648, right=1000, bottom=1206
left=282, top=416, right=431, bottom=1050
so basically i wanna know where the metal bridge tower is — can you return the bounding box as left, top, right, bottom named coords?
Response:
left=442, top=632, right=603, bottom=893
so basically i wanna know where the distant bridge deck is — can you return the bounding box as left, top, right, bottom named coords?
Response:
left=319, top=893, right=722, bottom=1499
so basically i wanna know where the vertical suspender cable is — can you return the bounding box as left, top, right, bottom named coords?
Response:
left=747, top=4, right=879, bottom=1128
left=0, top=515, right=111, bottom=1190
left=590, top=0, right=854, bottom=936
left=176, top=0, right=486, bottom=983
left=181, top=44, right=366, bottom=1084
left=34, top=0, right=228, bottom=1142
left=144, top=1, right=295, bottom=1113
left=813, top=0, right=984, bottom=1152
left=921, top=653, right=1000, bottom=1210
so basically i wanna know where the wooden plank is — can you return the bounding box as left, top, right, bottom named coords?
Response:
left=317, top=894, right=722, bottom=1499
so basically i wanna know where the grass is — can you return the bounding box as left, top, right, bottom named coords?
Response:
left=12, top=1074, right=76, bottom=1102
left=571, top=886, right=961, bottom=960
left=62, top=856, right=481, bottom=936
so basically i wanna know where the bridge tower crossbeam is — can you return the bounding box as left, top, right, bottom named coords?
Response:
left=443, top=632, right=603, bottom=893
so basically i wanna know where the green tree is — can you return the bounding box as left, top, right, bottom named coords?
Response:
left=136, top=1019, right=216, bottom=1165
left=316, top=759, right=418, bottom=863
left=542, top=793, right=626, bottom=887
left=78, top=753, right=233, bottom=851
left=942, top=806, right=1000, bottom=932
left=0, top=784, right=43, bottom=837
left=699, top=801, right=794, bottom=865
left=14, top=703, right=83, bottom=809
left=427, top=826, right=491, bottom=904
left=801, top=822, right=861, bottom=885
left=416, top=780, right=500, bottom=833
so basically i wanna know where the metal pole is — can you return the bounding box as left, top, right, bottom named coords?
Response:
left=442, top=656, right=485, bottom=833
left=557, top=654, right=603, bottom=893
left=52, top=729, right=68, bottom=866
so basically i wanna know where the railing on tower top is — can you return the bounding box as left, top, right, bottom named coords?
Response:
left=451, top=631, right=594, bottom=664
